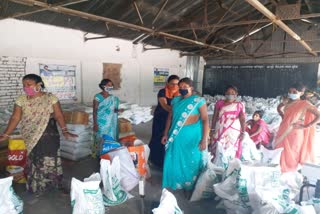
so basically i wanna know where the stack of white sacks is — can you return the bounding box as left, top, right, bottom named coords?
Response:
left=118, top=103, right=153, bottom=125
left=59, top=124, right=93, bottom=161
left=190, top=95, right=320, bottom=213
left=59, top=104, right=94, bottom=161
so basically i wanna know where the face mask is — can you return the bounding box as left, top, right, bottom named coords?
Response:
left=179, top=89, right=189, bottom=96
left=23, top=87, right=37, bottom=96
left=288, top=93, right=300, bottom=100
left=225, top=95, right=236, bottom=100
left=104, top=86, right=113, bottom=92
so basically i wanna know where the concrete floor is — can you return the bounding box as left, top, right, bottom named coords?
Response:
left=12, top=121, right=225, bottom=214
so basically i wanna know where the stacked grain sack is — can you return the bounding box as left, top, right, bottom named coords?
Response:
left=119, top=103, right=153, bottom=125
left=59, top=109, right=93, bottom=161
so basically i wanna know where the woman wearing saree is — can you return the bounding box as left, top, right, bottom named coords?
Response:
left=209, top=85, right=246, bottom=169
left=0, top=74, right=76, bottom=194
left=275, top=83, right=320, bottom=173
left=161, top=77, right=209, bottom=191
left=93, top=79, right=121, bottom=157
left=149, top=75, right=180, bottom=168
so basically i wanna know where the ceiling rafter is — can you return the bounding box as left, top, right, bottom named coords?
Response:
left=8, top=0, right=234, bottom=54
left=245, top=0, right=317, bottom=56
left=162, top=12, right=320, bottom=33
left=1, top=0, right=88, bottom=19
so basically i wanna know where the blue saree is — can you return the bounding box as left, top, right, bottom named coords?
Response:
left=95, top=94, right=119, bottom=140
left=162, top=95, right=206, bottom=190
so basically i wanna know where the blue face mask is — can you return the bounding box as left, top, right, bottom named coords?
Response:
left=179, top=89, right=189, bottom=96
left=288, top=93, right=300, bottom=100
left=104, top=86, right=113, bottom=92
left=225, top=95, right=236, bottom=100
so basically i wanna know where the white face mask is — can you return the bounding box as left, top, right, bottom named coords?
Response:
left=225, top=94, right=236, bottom=100
left=104, top=86, right=113, bottom=92
left=288, top=93, right=300, bottom=100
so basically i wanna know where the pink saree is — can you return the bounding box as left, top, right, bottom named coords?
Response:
left=275, top=100, right=316, bottom=172
left=210, top=100, right=245, bottom=167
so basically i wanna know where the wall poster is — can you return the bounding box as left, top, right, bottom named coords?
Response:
left=39, top=63, right=77, bottom=100
left=153, top=68, right=169, bottom=92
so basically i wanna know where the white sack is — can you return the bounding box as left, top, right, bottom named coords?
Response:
left=70, top=174, right=104, bottom=214
left=100, top=158, right=127, bottom=206
left=0, top=176, right=23, bottom=214
left=152, top=189, right=183, bottom=214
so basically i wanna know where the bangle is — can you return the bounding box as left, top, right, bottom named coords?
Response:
left=61, top=127, right=67, bottom=130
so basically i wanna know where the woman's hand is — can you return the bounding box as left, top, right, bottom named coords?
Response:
left=239, top=132, right=245, bottom=141
left=209, top=129, right=216, bottom=139
left=292, top=122, right=307, bottom=129
left=199, top=139, right=207, bottom=151
left=161, top=135, right=168, bottom=145
left=63, top=132, right=78, bottom=140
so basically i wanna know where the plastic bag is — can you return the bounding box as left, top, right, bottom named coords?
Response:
left=101, top=135, right=121, bottom=155
left=100, top=157, right=128, bottom=206
left=260, top=146, right=283, bottom=165
left=101, top=147, right=139, bottom=191
left=128, top=144, right=150, bottom=177
left=240, top=133, right=262, bottom=162
left=152, top=189, right=183, bottom=214
left=70, top=174, right=105, bottom=214
left=0, top=176, right=23, bottom=214
left=190, top=160, right=219, bottom=202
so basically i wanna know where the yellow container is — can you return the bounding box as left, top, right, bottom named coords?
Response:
left=8, top=138, right=26, bottom=150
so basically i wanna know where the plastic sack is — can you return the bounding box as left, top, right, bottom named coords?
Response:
left=100, top=157, right=127, bottom=206
left=70, top=173, right=105, bottom=214
left=128, top=144, right=150, bottom=176
left=60, top=149, right=91, bottom=161
left=260, top=146, right=283, bottom=165
left=152, top=189, right=183, bottom=214
left=190, top=160, right=219, bottom=202
left=100, top=147, right=139, bottom=191
left=0, top=176, right=23, bottom=214
left=240, top=133, right=262, bottom=162
left=213, top=140, right=238, bottom=170
left=7, top=138, right=27, bottom=167
left=101, top=135, right=121, bottom=155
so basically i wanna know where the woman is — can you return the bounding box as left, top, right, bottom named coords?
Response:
left=149, top=75, right=180, bottom=167
left=246, top=110, right=271, bottom=149
left=161, top=77, right=209, bottom=191
left=275, top=83, right=320, bottom=173
left=92, top=79, right=121, bottom=157
left=0, top=74, right=76, bottom=194
left=209, top=85, right=246, bottom=169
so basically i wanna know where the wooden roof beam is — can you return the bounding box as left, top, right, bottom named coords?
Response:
left=245, top=0, right=316, bottom=56
left=8, top=0, right=234, bottom=53
left=162, top=12, right=320, bottom=33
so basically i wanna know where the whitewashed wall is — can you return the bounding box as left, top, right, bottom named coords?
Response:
left=0, top=19, right=191, bottom=106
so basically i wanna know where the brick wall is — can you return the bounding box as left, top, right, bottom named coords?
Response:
left=0, top=56, right=26, bottom=107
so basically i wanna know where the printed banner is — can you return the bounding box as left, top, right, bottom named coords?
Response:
left=39, top=64, right=77, bottom=100
left=153, top=68, right=169, bottom=92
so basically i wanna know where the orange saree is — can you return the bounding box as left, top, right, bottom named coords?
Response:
left=275, top=100, right=316, bottom=172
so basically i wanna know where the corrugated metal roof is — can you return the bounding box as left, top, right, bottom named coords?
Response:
left=1, top=0, right=320, bottom=59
